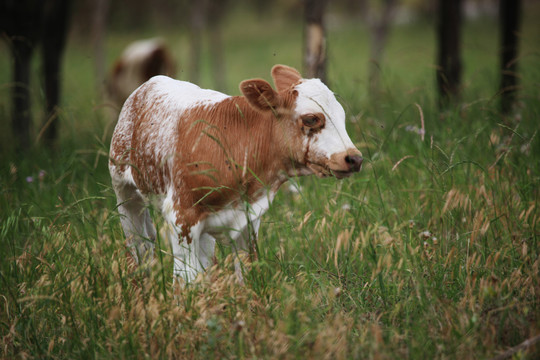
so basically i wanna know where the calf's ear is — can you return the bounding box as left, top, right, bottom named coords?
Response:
left=271, top=65, right=302, bottom=92
left=240, top=79, right=281, bottom=112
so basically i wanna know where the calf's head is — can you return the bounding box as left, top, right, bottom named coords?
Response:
left=240, top=65, right=362, bottom=179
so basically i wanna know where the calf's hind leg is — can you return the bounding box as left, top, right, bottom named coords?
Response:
left=113, top=181, right=156, bottom=264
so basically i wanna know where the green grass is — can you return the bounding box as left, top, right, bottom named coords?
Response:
left=1, top=6, right=540, bottom=359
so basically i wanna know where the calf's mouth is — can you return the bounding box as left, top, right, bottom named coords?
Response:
left=306, top=162, right=360, bottom=179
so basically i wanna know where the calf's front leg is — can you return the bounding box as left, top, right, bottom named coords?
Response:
left=231, top=217, right=262, bottom=284
left=167, top=221, right=216, bottom=284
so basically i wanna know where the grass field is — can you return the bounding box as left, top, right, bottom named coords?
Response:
left=1, top=5, right=539, bottom=359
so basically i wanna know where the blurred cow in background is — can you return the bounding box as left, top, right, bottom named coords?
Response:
left=108, top=38, right=176, bottom=108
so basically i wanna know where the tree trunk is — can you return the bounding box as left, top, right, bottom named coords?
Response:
left=1, top=0, right=44, bottom=150
left=303, top=0, right=328, bottom=83
left=499, top=0, right=522, bottom=115
left=436, top=0, right=462, bottom=108
left=92, top=0, right=110, bottom=95
left=367, top=0, right=397, bottom=94
left=208, top=0, right=228, bottom=92
left=188, top=0, right=207, bottom=85
left=41, top=0, right=72, bottom=147
left=12, top=42, right=34, bottom=150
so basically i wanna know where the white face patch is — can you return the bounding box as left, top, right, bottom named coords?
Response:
left=293, top=79, right=356, bottom=164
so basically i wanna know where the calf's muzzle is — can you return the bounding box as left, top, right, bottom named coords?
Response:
left=327, top=149, right=363, bottom=178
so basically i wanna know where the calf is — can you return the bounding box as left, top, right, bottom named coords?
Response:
left=109, top=65, right=362, bottom=282
left=108, top=38, right=176, bottom=108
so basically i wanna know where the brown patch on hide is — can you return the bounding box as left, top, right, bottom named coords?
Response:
left=179, top=223, right=193, bottom=244
left=168, top=81, right=306, bottom=222
left=172, top=96, right=281, bottom=210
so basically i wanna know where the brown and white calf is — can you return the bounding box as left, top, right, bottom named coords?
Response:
left=109, top=65, right=362, bottom=282
left=108, top=38, right=176, bottom=107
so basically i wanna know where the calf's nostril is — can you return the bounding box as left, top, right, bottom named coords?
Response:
left=344, top=155, right=363, bottom=171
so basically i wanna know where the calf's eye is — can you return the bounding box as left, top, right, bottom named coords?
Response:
left=301, top=113, right=325, bottom=129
